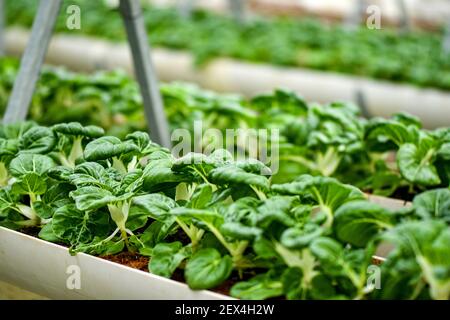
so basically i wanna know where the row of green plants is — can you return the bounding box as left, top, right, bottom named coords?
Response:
left=0, top=121, right=449, bottom=300
left=1, top=61, right=449, bottom=299
left=1, top=57, right=449, bottom=199
left=6, top=0, right=450, bottom=90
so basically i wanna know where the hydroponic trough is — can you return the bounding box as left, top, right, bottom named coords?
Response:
left=0, top=195, right=407, bottom=300
left=5, top=28, right=450, bottom=129
left=0, top=226, right=232, bottom=300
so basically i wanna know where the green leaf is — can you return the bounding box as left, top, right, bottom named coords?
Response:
left=438, top=143, right=450, bottom=160
left=209, top=163, right=270, bottom=191
left=397, top=140, right=441, bottom=186
left=84, top=136, right=139, bottom=161
left=125, top=131, right=163, bottom=156
left=120, top=169, right=144, bottom=193
left=393, top=113, right=422, bottom=128
left=281, top=267, right=305, bottom=300
left=9, top=154, right=55, bottom=177
left=188, top=184, right=213, bottom=209
left=38, top=221, right=61, bottom=242
left=253, top=196, right=296, bottom=227
left=19, top=126, right=56, bottom=154
left=172, top=150, right=233, bottom=182
left=310, top=237, right=370, bottom=292
left=149, top=242, right=191, bottom=278
left=413, top=189, right=450, bottom=223
left=126, top=131, right=150, bottom=150
left=231, top=272, right=284, bottom=300
left=0, top=188, right=17, bottom=213
left=310, top=237, right=344, bottom=265
left=70, top=186, right=118, bottom=211
left=69, top=162, right=119, bottom=190
left=74, top=236, right=124, bottom=255
left=11, top=172, right=47, bottom=196
left=142, top=151, right=187, bottom=190
left=334, top=200, right=396, bottom=247
left=52, top=122, right=104, bottom=138
left=272, top=175, right=364, bottom=211
left=170, top=207, right=224, bottom=228
left=52, top=204, right=110, bottom=245
left=42, top=183, right=74, bottom=208
left=0, top=121, right=35, bottom=140
left=139, top=220, right=177, bottom=252
left=47, top=166, right=73, bottom=182
left=220, top=222, right=262, bottom=240
left=185, top=248, right=233, bottom=290
left=365, top=118, right=414, bottom=148
left=381, top=220, right=450, bottom=300
left=253, top=237, right=280, bottom=260
left=132, top=193, right=178, bottom=220
left=281, top=223, right=324, bottom=249
left=272, top=175, right=364, bottom=228
left=0, top=138, right=19, bottom=158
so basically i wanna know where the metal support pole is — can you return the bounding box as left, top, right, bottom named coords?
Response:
left=119, top=0, right=171, bottom=148
left=345, top=0, right=366, bottom=29
left=444, top=20, right=450, bottom=55
left=355, top=88, right=370, bottom=118
left=0, top=0, right=5, bottom=56
left=228, top=0, right=246, bottom=24
left=3, top=0, right=62, bottom=124
left=177, top=0, right=195, bottom=19
left=396, top=0, right=410, bottom=32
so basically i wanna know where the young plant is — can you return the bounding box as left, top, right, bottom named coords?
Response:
left=52, top=122, right=104, bottom=168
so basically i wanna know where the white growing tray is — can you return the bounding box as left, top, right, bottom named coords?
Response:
left=0, top=195, right=409, bottom=299
left=0, top=226, right=231, bottom=300
left=5, top=28, right=450, bottom=129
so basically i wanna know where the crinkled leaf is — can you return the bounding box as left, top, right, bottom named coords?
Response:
left=84, top=136, right=139, bottom=161
left=142, top=151, right=187, bottom=190
left=70, top=186, right=121, bottom=211
left=397, top=140, right=441, bottom=187
left=380, top=220, right=450, bottom=300
left=149, top=242, right=191, bottom=278
left=413, top=189, right=450, bottom=223
left=52, top=204, right=110, bottom=245
left=230, top=272, right=284, bottom=300
left=170, top=207, right=224, bottom=228
left=272, top=175, right=364, bottom=213
left=11, top=172, right=47, bottom=196
left=47, top=166, right=73, bottom=182
left=52, top=122, right=104, bottom=138
left=334, top=200, right=396, bottom=247
left=209, top=164, right=269, bottom=191
left=132, top=193, right=178, bottom=220
left=281, top=223, right=324, bottom=249
left=9, top=154, right=55, bottom=177
left=19, top=126, right=56, bottom=154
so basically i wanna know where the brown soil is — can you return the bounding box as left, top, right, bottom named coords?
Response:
left=364, top=186, right=416, bottom=203
left=20, top=227, right=41, bottom=237
left=101, top=252, right=149, bottom=272
left=390, top=187, right=416, bottom=202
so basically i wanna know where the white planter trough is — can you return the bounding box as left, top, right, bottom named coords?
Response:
left=5, top=28, right=450, bottom=129
left=0, top=226, right=231, bottom=300
left=0, top=195, right=407, bottom=299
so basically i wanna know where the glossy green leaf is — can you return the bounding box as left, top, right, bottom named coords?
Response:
left=334, top=200, right=396, bottom=247
left=9, top=154, right=55, bottom=177
left=149, top=242, right=191, bottom=278
left=185, top=248, right=233, bottom=290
